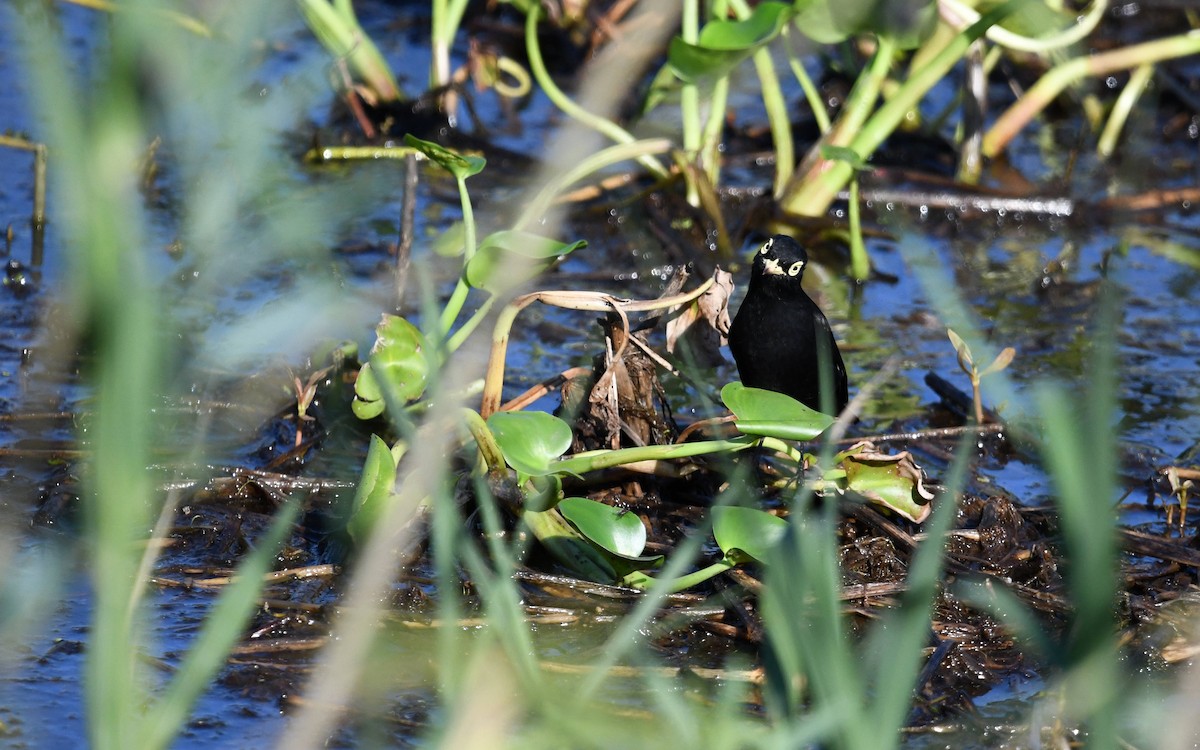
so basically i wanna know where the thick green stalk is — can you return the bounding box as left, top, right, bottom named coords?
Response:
left=553, top=436, right=756, bottom=476
left=681, top=0, right=702, bottom=206
left=726, top=0, right=792, bottom=195
left=786, top=32, right=830, bottom=133
left=296, top=0, right=401, bottom=102
left=623, top=559, right=736, bottom=592
left=782, top=5, right=1016, bottom=216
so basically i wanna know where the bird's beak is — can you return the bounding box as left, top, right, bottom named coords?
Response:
left=762, top=257, right=783, bottom=276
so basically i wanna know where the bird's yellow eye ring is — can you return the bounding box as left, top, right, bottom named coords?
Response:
left=759, top=238, right=774, bottom=255
left=787, top=261, right=804, bottom=276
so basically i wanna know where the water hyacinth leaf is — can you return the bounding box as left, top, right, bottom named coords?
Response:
left=352, top=315, right=431, bottom=419
left=487, top=410, right=574, bottom=477
left=722, top=381, right=834, bottom=440
left=464, top=230, right=585, bottom=294
left=713, top=505, right=788, bottom=563
left=346, top=433, right=398, bottom=544
left=559, top=496, right=648, bottom=559
left=403, top=133, right=485, bottom=179
left=668, top=1, right=794, bottom=85
left=839, top=442, right=934, bottom=522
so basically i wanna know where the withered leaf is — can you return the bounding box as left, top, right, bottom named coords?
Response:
left=666, top=267, right=734, bottom=366
left=838, top=440, right=935, bottom=523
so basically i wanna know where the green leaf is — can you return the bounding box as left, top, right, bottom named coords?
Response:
left=840, top=447, right=933, bottom=522
left=352, top=315, right=432, bottom=420
left=559, top=496, right=647, bottom=558
left=487, top=411, right=574, bottom=477
left=871, top=0, right=937, bottom=49
left=346, top=434, right=399, bottom=544
left=947, top=328, right=973, bottom=368
left=792, top=0, right=935, bottom=48
left=722, top=381, right=835, bottom=439
left=791, top=0, right=873, bottom=44
left=464, top=230, right=585, bottom=294
left=668, top=2, right=794, bottom=85
left=403, top=134, right=485, bottom=179
left=713, top=505, right=788, bottom=563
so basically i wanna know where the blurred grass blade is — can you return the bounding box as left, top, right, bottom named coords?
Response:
left=143, top=500, right=302, bottom=750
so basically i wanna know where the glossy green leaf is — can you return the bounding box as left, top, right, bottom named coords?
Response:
left=559, top=496, right=647, bottom=559
left=404, top=134, right=485, bottom=179
left=352, top=315, right=431, bottom=420
left=841, top=448, right=933, bottom=523
left=464, top=230, right=585, bottom=294
left=713, top=505, right=788, bottom=563
left=487, top=411, right=574, bottom=477
left=346, top=434, right=398, bottom=544
left=722, top=381, right=835, bottom=439
left=668, top=2, right=794, bottom=85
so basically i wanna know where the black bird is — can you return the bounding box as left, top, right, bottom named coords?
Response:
left=728, top=235, right=849, bottom=415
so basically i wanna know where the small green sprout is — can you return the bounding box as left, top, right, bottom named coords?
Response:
left=947, top=328, right=1015, bottom=425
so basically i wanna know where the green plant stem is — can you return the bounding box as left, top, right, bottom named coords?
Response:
left=784, top=28, right=830, bottom=133
left=848, top=178, right=868, bottom=281
left=430, top=0, right=469, bottom=87
left=304, top=144, right=421, bottom=162
left=296, top=0, right=401, bottom=103
left=444, top=295, right=496, bottom=352
left=783, top=33, right=897, bottom=209
left=984, top=31, right=1200, bottom=157
left=727, top=0, right=792, bottom=195
left=700, top=77, right=730, bottom=187
left=782, top=4, right=1016, bottom=216
left=437, top=174, right=477, bottom=339
left=524, top=5, right=669, bottom=179
left=697, top=0, right=731, bottom=188
left=623, top=559, right=736, bottom=592
left=461, top=407, right=506, bottom=473
left=830, top=35, right=898, bottom=148
left=681, top=0, right=702, bottom=206
left=752, top=45, right=793, bottom=197
left=554, top=436, right=756, bottom=476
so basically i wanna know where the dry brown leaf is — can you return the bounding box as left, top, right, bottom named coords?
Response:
left=666, top=267, right=733, bottom=366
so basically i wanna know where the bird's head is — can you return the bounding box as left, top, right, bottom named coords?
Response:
left=751, top=234, right=809, bottom=283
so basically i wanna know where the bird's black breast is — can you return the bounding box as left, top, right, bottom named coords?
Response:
left=728, top=280, right=848, bottom=414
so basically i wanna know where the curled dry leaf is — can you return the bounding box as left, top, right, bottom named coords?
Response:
left=839, top=440, right=935, bottom=523
left=666, top=267, right=734, bottom=366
